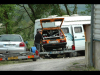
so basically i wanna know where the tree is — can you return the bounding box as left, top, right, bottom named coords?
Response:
left=64, top=4, right=70, bottom=15
left=73, top=4, right=77, bottom=14
left=0, top=4, right=17, bottom=34
left=79, top=4, right=91, bottom=15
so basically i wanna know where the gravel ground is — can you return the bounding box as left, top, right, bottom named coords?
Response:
left=0, top=56, right=85, bottom=71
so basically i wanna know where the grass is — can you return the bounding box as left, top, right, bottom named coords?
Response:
left=27, top=40, right=34, bottom=47
left=68, top=62, right=99, bottom=71
left=0, top=59, right=33, bottom=66
left=84, top=66, right=99, bottom=71
left=73, top=63, right=79, bottom=65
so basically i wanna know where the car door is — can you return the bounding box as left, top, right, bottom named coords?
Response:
left=61, top=25, right=73, bottom=49
left=72, top=25, right=85, bottom=51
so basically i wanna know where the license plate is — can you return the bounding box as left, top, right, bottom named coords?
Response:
left=52, top=51, right=58, bottom=54
left=28, top=55, right=34, bottom=58
left=4, top=44, right=15, bottom=47
left=49, top=41, right=58, bottom=43
left=7, top=56, right=18, bottom=60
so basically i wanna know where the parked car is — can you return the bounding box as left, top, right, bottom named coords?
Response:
left=0, top=34, right=27, bottom=54
left=40, top=18, right=67, bottom=51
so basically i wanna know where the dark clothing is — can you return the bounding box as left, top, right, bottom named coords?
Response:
left=35, top=32, right=42, bottom=43
left=35, top=32, right=42, bottom=52
left=35, top=43, right=40, bottom=52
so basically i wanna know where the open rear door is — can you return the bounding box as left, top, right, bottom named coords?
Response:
left=40, top=18, right=64, bottom=29
left=72, top=25, right=85, bottom=51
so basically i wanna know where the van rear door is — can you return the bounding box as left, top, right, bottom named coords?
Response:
left=72, top=25, right=85, bottom=51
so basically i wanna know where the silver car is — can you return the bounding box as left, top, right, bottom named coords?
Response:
left=0, top=34, right=27, bottom=54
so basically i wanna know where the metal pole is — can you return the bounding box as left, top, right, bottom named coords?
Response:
left=90, top=4, right=94, bottom=67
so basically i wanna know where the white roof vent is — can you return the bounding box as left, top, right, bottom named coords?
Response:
left=71, top=14, right=79, bottom=16
left=48, top=15, right=58, bottom=18
left=62, top=15, right=69, bottom=17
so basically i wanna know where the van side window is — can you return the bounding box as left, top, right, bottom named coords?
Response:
left=61, top=28, right=69, bottom=34
left=74, top=27, right=82, bottom=33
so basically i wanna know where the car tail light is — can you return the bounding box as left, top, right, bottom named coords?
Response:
left=44, top=36, right=47, bottom=37
left=0, top=58, right=2, bottom=61
left=35, top=50, right=39, bottom=55
left=19, top=42, right=25, bottom=47
left=72, top=45, right=75, bottom=50
left=60, top=40, right=66, bottom=43
left=43, top=41, right=47, bottom=44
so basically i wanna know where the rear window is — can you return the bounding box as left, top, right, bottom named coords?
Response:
left=43, top=29, right=60, bottom=37
left=61, top=28, right=69, bottom=34
left=74, top=27, right=82, bottom=33
left=42, top=29, right=64, bottom=39
left=0, top=35, right=22, bottom=41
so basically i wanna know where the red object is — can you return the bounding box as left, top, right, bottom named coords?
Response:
left=28, top=55, right=34, bottom=58
left=72, top=45, right=75, bottom=50
left=60, top=32, right=63, bottom=36
left=60, top=40, right=66, bottom=43
left=19, top=42, right=25, bottom=47
left=44, top=36, right=47, bottom=37
left=35, top=50, right=39, bottom=55
left=0, top=58, right=2, bottom=61
left=43, top=41, right=47, bottom=44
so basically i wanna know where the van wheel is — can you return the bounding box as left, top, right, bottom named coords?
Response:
left=73, top=52, right=77, bottom=57
left=69, top=52, right=77, bottom=57
left=69, top=53, right=73, bottom=57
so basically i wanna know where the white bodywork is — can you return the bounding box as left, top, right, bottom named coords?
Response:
left=34, top=15, right=91, bottom=51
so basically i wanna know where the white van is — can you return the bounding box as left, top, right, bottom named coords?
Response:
left=34, top=15, right=91, bottom=56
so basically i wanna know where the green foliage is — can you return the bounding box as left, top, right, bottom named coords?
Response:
left=0, top=4, right=17, bottom=34
left=79, top=4, right=91, bottom=15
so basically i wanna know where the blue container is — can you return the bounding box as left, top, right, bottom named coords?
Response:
left=30, top=46, right=37, bottom=53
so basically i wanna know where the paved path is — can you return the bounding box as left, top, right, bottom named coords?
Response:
left=0, top=56, right=85, bottom=71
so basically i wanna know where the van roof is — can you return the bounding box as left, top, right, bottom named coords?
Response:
left=35, top=15, right=91, bottom=23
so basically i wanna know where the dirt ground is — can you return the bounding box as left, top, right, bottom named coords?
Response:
left=66, top=56, right=98, bottom=71
left=66, top=57, right=86, bottom=71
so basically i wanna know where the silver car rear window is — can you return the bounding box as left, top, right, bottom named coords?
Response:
left=0, top=35, right=22, bottom=41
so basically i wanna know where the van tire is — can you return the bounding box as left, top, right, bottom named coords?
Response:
left=69, top=53, right=73, bottom=57
left=73, top=52, right=77, bottom=57
left=69, top=52, right=77, bottom=57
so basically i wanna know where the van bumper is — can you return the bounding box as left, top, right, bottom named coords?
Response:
left=43, top=42, right=67, bottom=49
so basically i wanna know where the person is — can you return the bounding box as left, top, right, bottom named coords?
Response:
left=34, top=30, right=42, bottom=52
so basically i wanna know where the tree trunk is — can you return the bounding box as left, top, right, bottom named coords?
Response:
left=4, top=11, right=8, bottom=34
left=64, top=4, right=70, bottom=15
left=73, top=4, right=77, bottom=14
left=23, top=4, right=35, bottom=24
left=28, top=4, right=36, bottom=22
left=57, top=4, right=62, bottom=16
